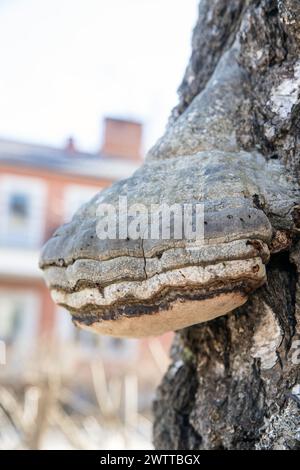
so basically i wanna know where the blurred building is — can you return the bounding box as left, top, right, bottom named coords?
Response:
left=0, top=117, right=146, bottom=362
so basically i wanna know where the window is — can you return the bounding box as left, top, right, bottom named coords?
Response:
left=0, top=176, right=46, bottom=248
left=0, top=291, right=39, bottom=347
left=64, top=184, right=100, bottom=222
left=9, top=193, right=29, bottom=222
left=0, top=297, right=23, bottom=343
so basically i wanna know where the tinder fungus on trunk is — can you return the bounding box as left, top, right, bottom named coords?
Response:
left=40, top=47, right=299, bottom=337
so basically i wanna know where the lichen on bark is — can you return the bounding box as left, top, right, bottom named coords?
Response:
left=153, top=0, right=300, bottom=450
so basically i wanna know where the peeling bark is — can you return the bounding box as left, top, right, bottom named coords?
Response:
left=154, top=254, right=300, bottom=449
left=153, top=0, right=300, bottom=450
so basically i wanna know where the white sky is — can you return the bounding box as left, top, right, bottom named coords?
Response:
left=0, top=0, right=198, bottom=154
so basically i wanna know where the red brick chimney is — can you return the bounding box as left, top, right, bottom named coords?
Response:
left=65, top=136, right=76, bottom=153
left=101, top=117, right=142, bottom=162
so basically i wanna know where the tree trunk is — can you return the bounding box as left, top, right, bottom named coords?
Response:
left=153, top=0, right=300, bottom=450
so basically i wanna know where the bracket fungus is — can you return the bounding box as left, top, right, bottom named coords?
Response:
left=40, top=47, right=300, bottom=337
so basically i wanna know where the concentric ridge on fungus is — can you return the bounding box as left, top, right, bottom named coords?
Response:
left=39, top=46, right=300, bottom=337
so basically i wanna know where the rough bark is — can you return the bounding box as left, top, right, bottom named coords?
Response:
left=153, top=0, right=300, bottom=450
